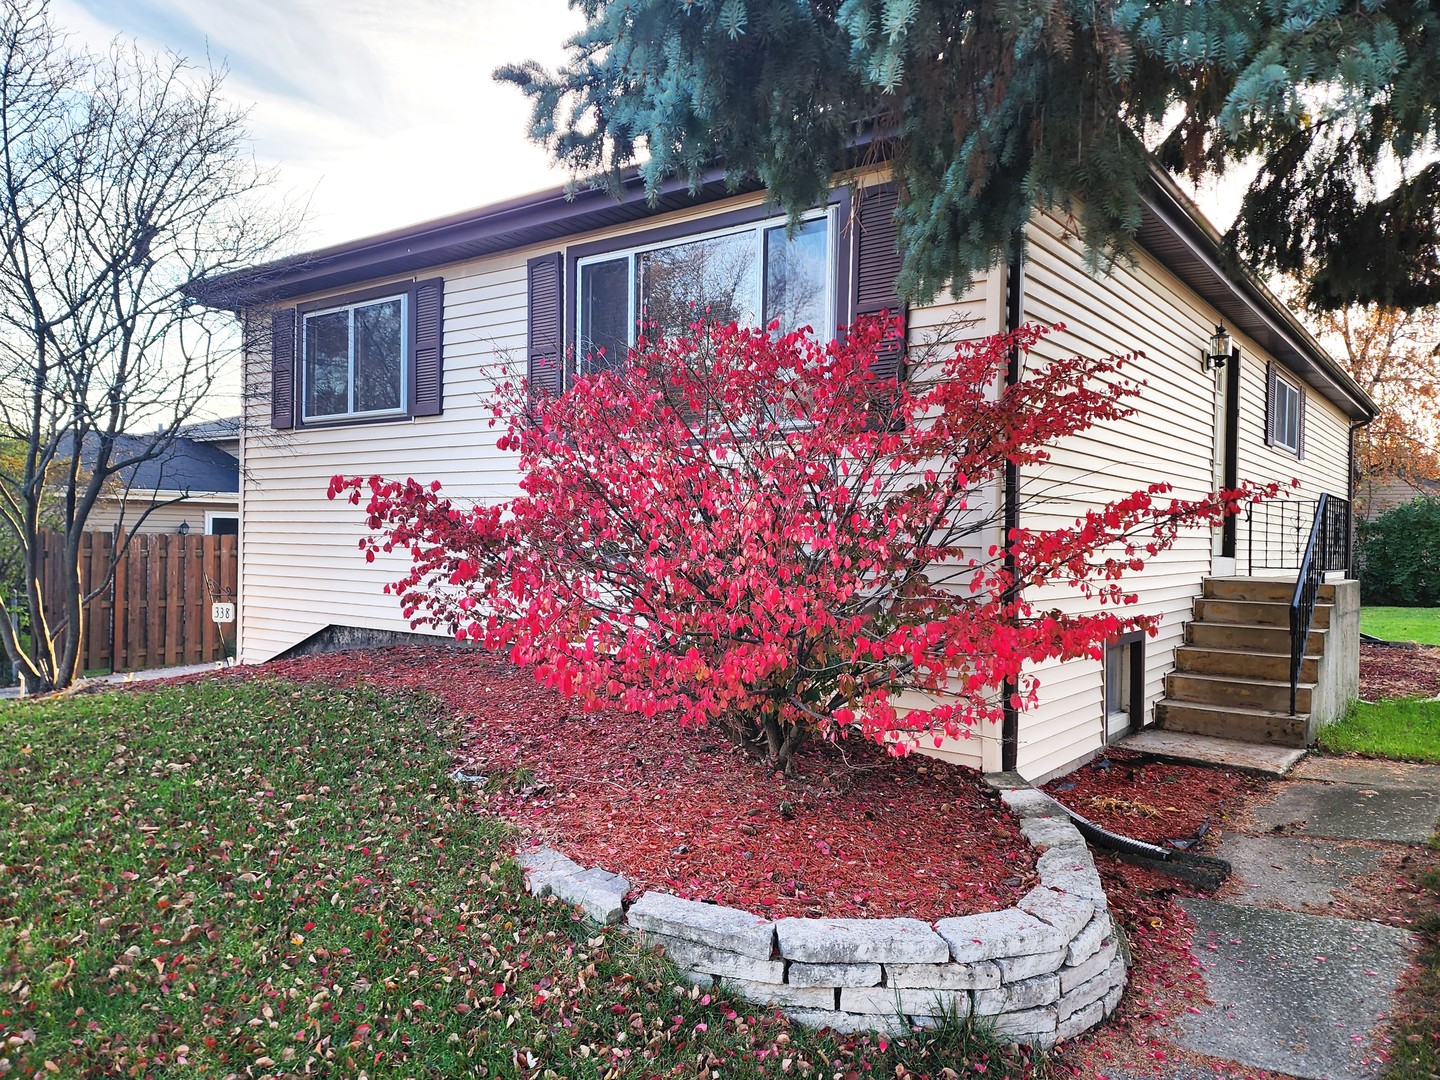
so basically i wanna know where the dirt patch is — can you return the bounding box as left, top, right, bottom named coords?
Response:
left=1360, top=641, right=1440, bottom=700
left=172, top=644, right=1038, bottom=922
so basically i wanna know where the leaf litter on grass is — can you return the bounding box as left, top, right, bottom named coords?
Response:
left=1, top=678, right=1050, bottom=1079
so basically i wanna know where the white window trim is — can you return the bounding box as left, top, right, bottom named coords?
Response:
left=205, top=511, right=239, bottom=536
left=301, top=292, right=410, bottom=423
left=574, top=206, right=838, bottom=362
left=1272, top=372, right=1302, bottom=455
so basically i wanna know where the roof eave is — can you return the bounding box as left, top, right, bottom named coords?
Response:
left=1138, top=167, right=1377, bottom=423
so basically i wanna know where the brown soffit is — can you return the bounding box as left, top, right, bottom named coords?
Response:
left=1139, top=166, right=1376, bottom=423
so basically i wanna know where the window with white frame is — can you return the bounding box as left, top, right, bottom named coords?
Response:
left=205, top=512, right=238, bottom=537
left=302, top=293, right=407, bottom=421
left=1270, top=371, right=1303, bottom=454
left=575, top=209, right=836, bottom=368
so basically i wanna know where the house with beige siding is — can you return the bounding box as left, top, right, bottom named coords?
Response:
left=82, top=419, right=240, bottom=538
left=196, top=166, right=1375, bottom=783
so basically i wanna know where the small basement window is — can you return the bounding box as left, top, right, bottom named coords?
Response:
left=1105, top=632, right=1144, bottom=741
left=302, top=293, right=407, bottom=421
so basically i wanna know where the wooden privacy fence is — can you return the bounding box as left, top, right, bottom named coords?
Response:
left=39, top=530, right=237, bottom=673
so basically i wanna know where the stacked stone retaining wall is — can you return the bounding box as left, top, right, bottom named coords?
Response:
left=517, top=775, right=1126, bottom=1046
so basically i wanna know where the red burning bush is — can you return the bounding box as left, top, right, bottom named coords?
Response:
left=332, top=317, right=1277, bottom=771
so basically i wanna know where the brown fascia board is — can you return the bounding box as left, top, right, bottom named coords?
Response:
left=1139, top=166, right=1376, bottom=423
left=188, top=168, right=763, bottom=310
left=191, top=153, right=1375, bottom=423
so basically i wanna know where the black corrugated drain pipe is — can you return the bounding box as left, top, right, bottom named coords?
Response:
left=1030, top=787, right=1231, bottom=892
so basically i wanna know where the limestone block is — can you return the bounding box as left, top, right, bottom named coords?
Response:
left=1065, top=912, right=1112, bottom=966
left=973, top=973, right=1060, bottom=1016
left=1039, top=863, right=1107, bottom=903
left=776, top=917, right=949, bottom=964
left=1019, top=818, right=1087, bottom=851
left=935, top=909, right=1066, bottom=962
left=641, top=932, right=786, bottom=982
left=1103, top=980, right=1125, bottom=1016
left=839, top=986, right=972, bottom=1018
left=551, top=866, right=629, bottom=924
left=783, top=1008, right=911, bottom=1036
left=1059, top=939, right=1118, bottom=993
left=994, top=947, right=1068, bottom=982
left=885, top=960, right=1001, bottom=990
left=1056, top=999, right=1104, bottom=1041
left=986, top=1005, right=1058, bottom=1036
left=725, top=978, right=839, bottom=1010
left=1017, top=886, right=1095, bottom=939
left=517, top=847, right=585, bottom=897
left=787, top=962, right=882, bottom=988
left=998, top=788, right=1067, bottom=819
left=627, top=892, right=775, bottom=959
left=1057, top=964, right=1116, bottom=1021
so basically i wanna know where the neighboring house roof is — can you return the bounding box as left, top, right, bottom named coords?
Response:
left=179, top=416, right=242, bottom=444
left=190, top=165, right=1378, bottom=423
left=82, top=431, right=239, bottom=496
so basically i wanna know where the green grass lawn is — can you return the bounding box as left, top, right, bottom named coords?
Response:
left=1318, top=697, right=1440, bottom=762
left=1360, top=606, right=1440, bottom=645
left=0, top=679, right=1039, bottom=1078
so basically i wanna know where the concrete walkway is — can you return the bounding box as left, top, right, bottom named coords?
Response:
left=1, top=659, right=232, bottom=700
left=1161, top=754, right=1438, bottom=1080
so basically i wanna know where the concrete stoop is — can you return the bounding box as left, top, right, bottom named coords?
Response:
left=1154, top=577, right=1360, bottom=750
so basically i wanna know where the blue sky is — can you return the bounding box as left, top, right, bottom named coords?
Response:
left=57, top=0, right=583, bottom=247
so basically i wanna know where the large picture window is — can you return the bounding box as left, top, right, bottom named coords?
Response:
left=302, top=294, right=407, bottom=421
left=575, top=209, right=835, bottom=369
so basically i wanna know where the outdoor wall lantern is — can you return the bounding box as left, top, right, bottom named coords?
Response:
left=1202, top=323, right=1235, bottom=372
left=177, top=521, right=190, bottom=536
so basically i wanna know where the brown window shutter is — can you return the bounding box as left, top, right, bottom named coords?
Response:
left=1264, top=361, right=1278, bottom=447
left=1296, top=385, right=1307, bottom=460
left=854, top=184, right=907, bottom=385
left=410, top=277, right=444, bottom=416
left=527, top=253, right=565, bottom=399
left=271, top=307, right=296, bottom=430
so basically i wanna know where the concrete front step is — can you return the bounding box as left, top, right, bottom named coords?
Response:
left=1165, top=671, right=1313, bottom=714
left=1155, top=700, right=1310, bottom=747
left=1174, top=646, right=1319, bottom=684
left=1117, top=729, right=1307, bottom=775
left=1203, top=577, right=1342, bottom=604
left=1185, top=621, right=1326, bottom=656
left=1193, top=597, right=1333, bottom=630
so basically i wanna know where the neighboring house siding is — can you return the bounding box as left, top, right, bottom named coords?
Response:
left=86, top=496, right=237, bottom=536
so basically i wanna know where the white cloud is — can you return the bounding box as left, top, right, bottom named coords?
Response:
left=55, top=0, right=583, bottom=247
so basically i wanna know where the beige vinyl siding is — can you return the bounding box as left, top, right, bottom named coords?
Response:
left=86, top=495, right=237, bottom=536
left=1010, top=213, right=1358, bottom=781
left=1013, top=214, right=1235, bottom=781
left=1233, top=353, right=1353, bottom=573
left=239, top=247, right=533, bottom=663
left=891, top=264, right=1006, bottom=773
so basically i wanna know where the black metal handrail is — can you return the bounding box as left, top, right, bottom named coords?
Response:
left=1287, top=494, right=1352, bottom=714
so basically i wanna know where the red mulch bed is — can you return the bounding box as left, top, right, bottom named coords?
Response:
left=1360, top=641, right=1440, bottom=700
left=181, top=644, right=1039, bottom=921
left=1042, top=749, right=1263, bottom=848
